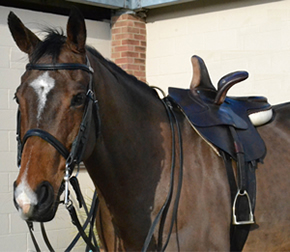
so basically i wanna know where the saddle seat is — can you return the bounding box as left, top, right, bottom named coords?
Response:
left=168, top=55, right=272, bottom=162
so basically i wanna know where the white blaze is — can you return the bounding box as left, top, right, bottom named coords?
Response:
left=15, top=177, right=38, bottom=219
left=29, top=72, right=55, bottom=121
left=15, top=149, right=38, bottom=219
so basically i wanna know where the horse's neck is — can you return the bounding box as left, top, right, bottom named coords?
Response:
left=84, top=62, right=169, bottom=248
left=86, top=58, right=168, bottom=214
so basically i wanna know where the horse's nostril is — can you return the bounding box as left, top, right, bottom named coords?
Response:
left=38, top=184, right=49, bottom=204
left=36, top=181, right=54, bottom=209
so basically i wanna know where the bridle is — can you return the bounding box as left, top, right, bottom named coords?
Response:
left=17, top=57, right=100, bottom=203
left=16, top=57, right=101, bottom=251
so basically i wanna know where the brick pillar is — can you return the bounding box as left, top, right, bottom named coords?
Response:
left=111, top=13, right=146, bottom=83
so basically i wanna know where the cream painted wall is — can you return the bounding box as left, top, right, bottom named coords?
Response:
left=0, top=6, right=110, bottom=251
left=146, top=0, right=290, bottom=105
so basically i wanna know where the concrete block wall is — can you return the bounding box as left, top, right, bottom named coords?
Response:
left=146, top=0, right=290, bottom=105
left=0, top=6, right=110, bottom=251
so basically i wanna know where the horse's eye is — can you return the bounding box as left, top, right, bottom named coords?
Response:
left=71, top=93, right=86, bottom=107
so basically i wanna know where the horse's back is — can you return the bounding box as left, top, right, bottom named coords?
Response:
left=244, top=102, right=290, bottom=251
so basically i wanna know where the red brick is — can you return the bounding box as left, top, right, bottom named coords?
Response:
left=111, top=13, right=146, bottom=81
left=122, top=64, right=139, bottom=71
left=114, top=45, right=134, bottom=52
left=135, top=46, right=146, bottom=52
left=134, top=21, right=146, bottom=29
left=122, top=39, right=139, bottom=46
left=115, top=33, right=134, bottom=40
left=140, top=29, right=146, bottom=35
left=111, top=40, right=121, bottom=47
left=121, top=51, right=139, bottom=58
left=134, top=58, right=145, bottom=64
left=134, top=34, right=146, bottom=41
left=122, top=26, right=140, bottom=34
left=111, top=27, right=121, bottom=34
left=113, top=20, right=134, bottom=28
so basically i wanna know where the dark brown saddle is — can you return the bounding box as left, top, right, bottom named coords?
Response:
left=168, top=55, right=273, bottom=251
left=168, top=56, right=271, bottom=162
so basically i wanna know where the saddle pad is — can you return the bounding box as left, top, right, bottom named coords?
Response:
left=168, top=88, right=270, bottom=162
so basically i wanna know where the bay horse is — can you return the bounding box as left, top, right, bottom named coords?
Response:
left=8, top=8, right=290, bottom=251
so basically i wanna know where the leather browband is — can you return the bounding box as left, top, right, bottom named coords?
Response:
left=26, top=63, right=94, bottom=74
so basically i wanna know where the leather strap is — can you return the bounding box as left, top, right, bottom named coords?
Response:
left=65, top=178, right=99, bottom=252
left=22, top=129, right=70, bottom=159
left=26, top=63, right=94, bottom=74
left=27, top=222, right=41, bottom=252
left=67, top=203, right=99, bottom=251
left=142, top=98, right=183, bottom=252
left=40, top=222, right=55, bottom=252
left=221, top=150, right=257, bottom=251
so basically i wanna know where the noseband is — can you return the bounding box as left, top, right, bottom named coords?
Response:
left=17, top=57, right=100, bottom=204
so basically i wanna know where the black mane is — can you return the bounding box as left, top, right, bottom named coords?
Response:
left=31, top=29, right=66, bottom=64
left=86, top=45, right=153, bottom=92
left=31, top=29, right=157, bottom=96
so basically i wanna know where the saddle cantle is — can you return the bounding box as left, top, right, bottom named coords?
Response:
left=167, top=55, right=273, bottom=251
left=168, top=56, right=272, bottom=162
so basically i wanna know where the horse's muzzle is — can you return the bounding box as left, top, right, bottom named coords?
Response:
left=14, top=181, right=58, bottom=222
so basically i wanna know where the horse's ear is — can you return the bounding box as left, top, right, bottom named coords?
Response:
left=8, top=12, right=40, bottom=55
left=66, top=8, right=86, bottom=53
left=190, top=55, right=215, bottom=91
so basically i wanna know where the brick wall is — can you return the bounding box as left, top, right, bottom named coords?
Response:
left=111, top=13, right=146, bottom=82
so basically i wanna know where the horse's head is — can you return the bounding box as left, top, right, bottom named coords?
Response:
left=8, top=9, right=95, bottom=222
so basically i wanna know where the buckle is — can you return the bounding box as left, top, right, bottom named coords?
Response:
left=64, top=167, right=71, bottom=206
left=232, top=189, right=255, bottom=225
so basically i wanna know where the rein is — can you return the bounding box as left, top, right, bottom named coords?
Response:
left=142, top=97, right=184, bottom=252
